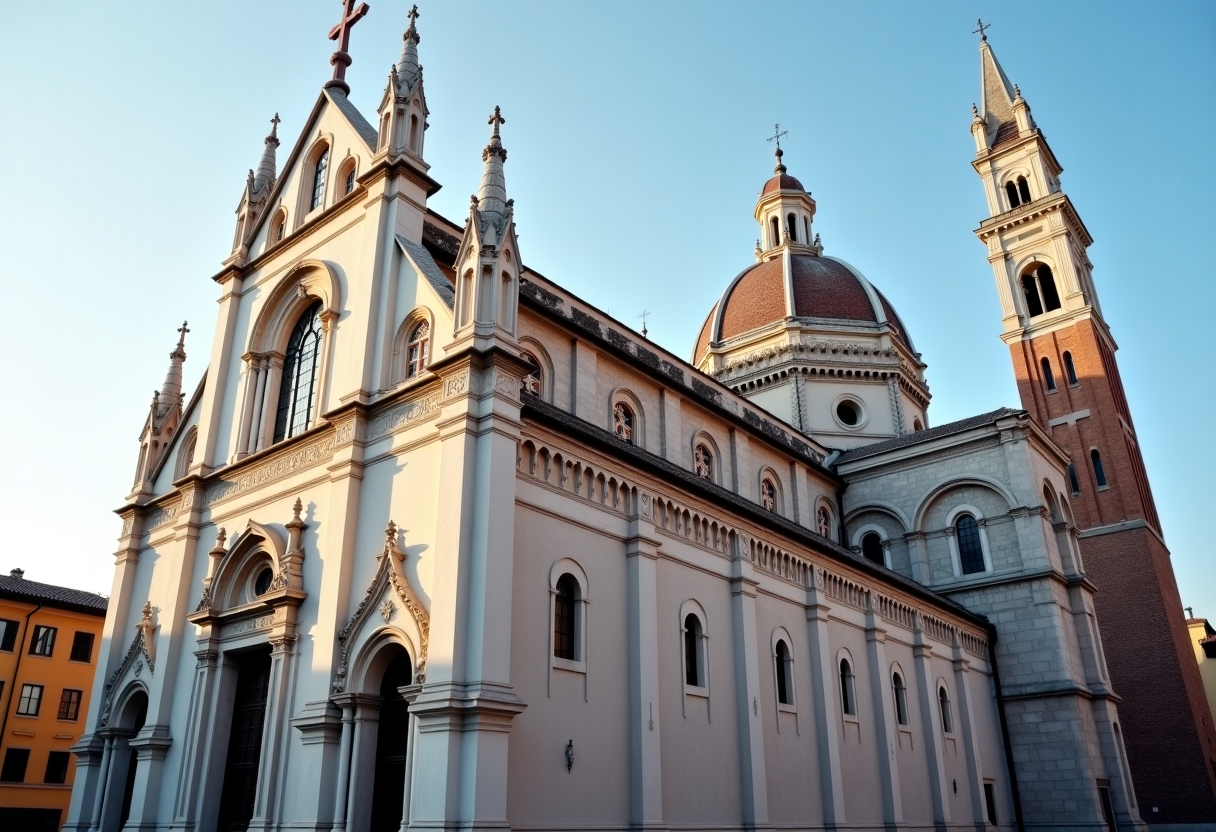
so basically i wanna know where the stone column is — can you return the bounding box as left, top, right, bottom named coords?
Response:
left=63, top=733, right=107, bottom=831
left=804, top=570, right=846, bottom=826
left=912, top=615, right=950, bottom=825
left=863, top=593, right=903, bottom=826
left=171, top=649, right=220, bottom=824
left=125, top=725, right=173, bottom=826
left=328, top=695, right=357, bottom=831
left=235, top=352, right=262, bottom=460
left=314, top=311, right=339, bottom=428
left=625, top=496, right=665, bottom=829
left=256, top=353, right=285, bottom=451
left=729, top=534, right=771, bottom=830
left=247, top=354, right=270, bottom=454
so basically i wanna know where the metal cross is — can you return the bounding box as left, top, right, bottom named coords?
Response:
left=973, top=18, right=990, bottom=42
left=767, top=123, right=788, bottom=151
left=270, top=113, right=281, bottom=131
left=638, top=310, right=650, bottom=339
left=407, top=4, right=420, bottom=27
left=176, top=321, right=190, bottom=347
left=328, top=0, right=371, bottom=85
left=489, top=105, right=506, bottom=132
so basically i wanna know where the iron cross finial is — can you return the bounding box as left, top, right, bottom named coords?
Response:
left=767, top=123, right=789, bottom=152
left=973, top=18, right=990, bottom=42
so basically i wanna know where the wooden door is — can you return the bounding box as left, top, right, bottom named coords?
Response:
left=369, top=651, right=413, bottom=832
left=216, top=648, right=272, bottom=832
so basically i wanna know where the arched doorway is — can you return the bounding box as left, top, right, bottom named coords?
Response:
left=369, top=648, right=412, bottom=831
left=101, top=687, right=147, bottom=832
left=217, top=647, right=273, bottom=832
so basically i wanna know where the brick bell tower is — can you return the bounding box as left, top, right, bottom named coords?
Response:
left=969, top=26, right=1216, bottom=827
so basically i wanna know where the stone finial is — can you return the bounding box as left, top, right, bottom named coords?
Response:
left=477, top=107, right=509, bottom=220
left=397, top=4, right=422, bottom=89
left=292, top=497, right=304, bottom=523
left=141, top=601, right=153, bottom=625
left=385, top=520, right=398, bottom=545
left=253, top=114, right=281, bottom=192
left=9, top=568, right=24, bottom=579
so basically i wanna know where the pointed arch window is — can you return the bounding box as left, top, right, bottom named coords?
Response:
left=310, top=147, right=329, bottom=211
left=694, top=444, right=714, bottom=480
left=1042, top=357, right=1056, bottom=391
left=1091, top=449, right=1108, bottom=488
left=956, top=514, right=986, bottom=575
left=344, top=167, right=356, bottom=195
left=613, top=402, right=635, bottom=444
left=273, top=302, right=324, bottom=443
left=861, top=532, right=884, bottom=565
left=405, top=321, right=430, bottom=379
left=1063, top=351, right=1078, bottom=385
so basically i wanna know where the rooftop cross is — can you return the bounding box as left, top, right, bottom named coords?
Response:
left=973, top=18, right=990, bottom=43
left=270, top=113, right=281, bottom=133
left=489, top=106, right=506, bottom=136
left=638, top=310, right=650, bottom=339
left=407, top=3, right=420, bottom=28
left=327, top=0, right=371, bottom=92
left=176, top=321, right=190, bottom=347
left=766, top=123, right=788, bottom=152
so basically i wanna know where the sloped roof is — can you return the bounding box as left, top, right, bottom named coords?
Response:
left=0, top=573, right=108, bottom=616
left=836, top=407, right=1024, bottom=464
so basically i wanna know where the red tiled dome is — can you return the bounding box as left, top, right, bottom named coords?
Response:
left=762, top=173, right=805, bottom=196
left=693, top=254, right=914, bottom=362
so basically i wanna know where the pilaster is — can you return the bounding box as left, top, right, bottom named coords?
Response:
left=863, top=593, right=903, bottom=826
left=729, top=534, right=771, bottom=831
left=805, top=571, right=846, bottom=827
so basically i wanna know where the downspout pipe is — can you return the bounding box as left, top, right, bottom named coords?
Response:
left=0, top=602, right=42, bottom=745
left=988, top=622, right=1026, bottom=832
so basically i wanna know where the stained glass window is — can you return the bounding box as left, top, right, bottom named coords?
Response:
left=956, top=515, right=986, bottom=574
left=406, top=321, right=430, bottom=379
left=310, top=147, right=329, bottom=210
left=273, top=302, right=324, bottom=443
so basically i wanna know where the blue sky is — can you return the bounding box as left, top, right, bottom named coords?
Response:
left=0, top=1, right=1211, bottom=612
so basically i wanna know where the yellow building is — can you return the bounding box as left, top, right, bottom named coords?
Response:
left=1, top=568, right=107, bottom=831
left=1187, top=612, right=1216, bottom=729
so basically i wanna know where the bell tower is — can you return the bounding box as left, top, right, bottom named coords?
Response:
left=970, top=26, right=1216, bottom=826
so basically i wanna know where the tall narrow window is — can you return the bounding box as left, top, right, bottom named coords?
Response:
left=29, top=625, right=56, bottom=656
left=273, top=302, right=324, bottom=443
left=1038, top=265, right=1062, bottom=311
left=0, top=618, right=18, bottom=652
left=553, top=574, right=577, bottom=660
left=775, top=640, right=792, bottom=705
left=984, top=782, right=999, bottom=825
left=893, top=672, right=909, bottom=726
left=1063, top=351, right=1078, bottom=385
left=861, top=532, right=884, bottom=565
left=275, top=215, right=286, bottom=242
left=956, top=515, right=986, bottom=574
left=1017, top=176, right=1032, bottom=204
left=694, top=444, right=714, bottom=480
left=1068, top=463, right=1082, bottom=496
left=786, top=212, right=798, bottom=242
left=344, top=166, right=356, bottom=195
left=405, top=321, right=430, bottom=379
left=1021, top=272, right=1044, bottom=317
left=613, top=402, right=635, bottom=444
left=1041, top=357, right=1056, bottom=391
left=520, top=352, right=541, bottom=396
left=684, top=614, right=704, bottom=687
left=409, top=114, right=419, bottom=151
left=761, top=478, right=777, bottom=512
left=770, top=216, right=780, bottom=247
left=1005, top=181, right=1021, bottom=209
left=938, top=686, right=953, bottom=733
left=1091, top=449, right=1108, bottom=487
left=310, top=147, right=329, bottom=210
left=817, top=507, right=832, bottom=538
left=839, top=659, right=856, bottom=716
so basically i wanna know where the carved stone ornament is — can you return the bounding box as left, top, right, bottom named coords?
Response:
left=332, top=520, right=430, bottom=693
left=99, top=602, right=158, bottom=727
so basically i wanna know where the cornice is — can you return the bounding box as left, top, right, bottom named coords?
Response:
left=975, top=192, right=1093, bottom=249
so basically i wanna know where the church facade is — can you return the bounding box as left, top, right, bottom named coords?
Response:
left=63, top=8, right=1212, bottom=832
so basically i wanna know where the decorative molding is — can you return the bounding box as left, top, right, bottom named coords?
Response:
left=144, top=499, right=183, bottom=532
left=204, top=434, right=337, bottom=506
left=366, top=392, right=442, bottom=441
left=99, top=602, right=157, bottom=727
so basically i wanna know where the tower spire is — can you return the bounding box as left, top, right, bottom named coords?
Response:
left=477, top=106, right=509, bottom=220
left=253, top=113, right=280, bottom=192
left=397, top=4, right=421, bottom=90
left=159, top=322, right=189, bottom=414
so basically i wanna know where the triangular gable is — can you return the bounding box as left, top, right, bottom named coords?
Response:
left=396, top=234, right=454, bottom=309
left=149, top=372, right=207, bottom=489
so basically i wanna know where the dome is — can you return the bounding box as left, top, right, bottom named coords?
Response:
left=762, top=172, right=805, bottom=196
left=694, top=254, right=914, bottom=362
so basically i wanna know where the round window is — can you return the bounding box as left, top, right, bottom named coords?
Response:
left=254, top=567, right=274, bottom=596
left=836, top=400, right=860, bottom=426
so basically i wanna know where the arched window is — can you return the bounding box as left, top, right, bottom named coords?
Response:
left=1041, top=357, right=1056, bottom=391
left=1063, top=351, right=1078, bottom=385
left=893, top=672, right=909, bottom=726
left=405, top=321, right=430, bottom=379
left=344, top=166, right=356, bottom=195
left=861, top=532, right=884, bottom=565
left=613, top=402, right=635, bottom=443
left=554, top=574, right=578, bottom=661
left=409, top=114, right=420, bottom=151
left=684, top=614, right=705, bottom=687
left=1021, top=272, right=1044, bottom=317
left=760, top=478, right=776, bottom=512
left=839, top=658, right=856, bottom=716
left=913, top=418, right=924, bottom=432
left=273, top=302, right=324, bottom=443
left=310, top=147, right=329, bottom=211
left=1020, top=264, right=1062, bottom=318
left=1091, top=449, right=1108, bottom=487
left=775, top=639, right=793, bottom=705
left=770, top=216, right=780, bottom=248
left=938, top=686, right=953, bottom=733
left=520, top=352, right=541, bottom=396
left=274, top=213, right=286, bottom=243
left=694, top=443, right=713, bottom=480
left=174, top=427, right=198, bottom=480
left=1068, top=462, right=1082, bottom=496
left=786, top=213, right=798, bottom=242
left=1005, top=181, right=1021, bottom=209
left=956, top=514, right=986, bottom=575
left=1017, top=176, right=1032, bottom=204
left=1037, top=265, right=1061, bottom=311
left=817, top=507, right=832, bottom=538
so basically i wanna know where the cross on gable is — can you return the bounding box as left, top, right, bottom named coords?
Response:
left=326, top=0, right=371, bottom=90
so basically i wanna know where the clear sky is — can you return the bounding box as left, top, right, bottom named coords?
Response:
left=0, top=1, right=1211, bottom=612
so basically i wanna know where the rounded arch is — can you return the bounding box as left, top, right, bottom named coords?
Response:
left=890, top=661, right=910, bottom=726
left=1011, top=253, right=1059, bottom=280
left=680, top=599, right=709, bottom=690
left=1042, top=482, right=1063, bottom=523
left=347, top=626, right=417, bottom=696
left=392, top=307, right=435, bottom=384
left=844, top=501, right=912, bottom=533
left=249, top=259, right=342, bottom=355
left=758, top=468, right=784, bottom=514
left=936, top=677, right=954, bottom=733
left=549, top=557, right=589, bottom=596
left=945, top=504, right=994, bottom=577
left=174, top=425, right=198, bottom=481
left=815, top=497, right=836, bottom=538
left=912, top=476, right=1017, bottom=531
left=771, top=626, right=795, bottom=706
left=518, top=336, right=554, bottom=402
left=211, top=520, right=287, bottom=611
left=608, top=387, right=645, bottom=448
left=851, top=524, right=890, bottom=567
left=267, top=206, right=289, bottom=250
left=301, top=136, right=333, bottom=215
left=112, top=682, right=149, bottom=732
left=336, top=154, right=359, bottom=197
left=836, top=647, right=858, bottom=717
left=999, top=167, right=1034, bottom=189
left=690, top=431, right=722, bottom=484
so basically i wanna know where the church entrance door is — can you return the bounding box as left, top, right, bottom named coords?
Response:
left=116, top=691, right=147, bottom=829
left=369, top=650, right=413, bottom=832
left=216, top=647, right=272, bottom=832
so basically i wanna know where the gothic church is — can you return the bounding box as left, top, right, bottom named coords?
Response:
left=66, top=7, right=1216, bottom=832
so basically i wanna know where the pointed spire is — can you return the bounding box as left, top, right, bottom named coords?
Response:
left=477, top=106, right=509, bottom=220
left=397, top=5, right=422, bottom=90
left=979, top=31, right=1018, bottom=129
left=253, top=113, right=281, bottom=192
left=158, top=322, right=189, bottom=412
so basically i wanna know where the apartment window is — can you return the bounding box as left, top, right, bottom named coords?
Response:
left=0, top=617, right=18, bottom=651
left=16, top=684, right=44, bottom=716
left=70, top=631, right=95, bottom=663
left=44, top=751, right=70, bottom=785
left=58, top=689, right=83, bottom=721
left=30, top=624, right=57, bottom=656
left=0, top=748, right=30, bottom=782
